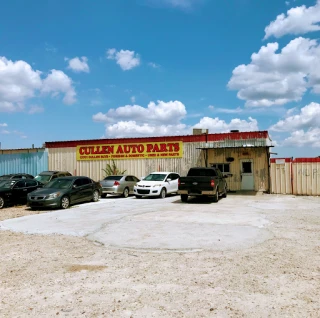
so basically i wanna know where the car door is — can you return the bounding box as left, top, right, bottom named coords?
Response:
left=124, top=176, right=135, bottom=193
left=69, top=178, right=83, bottom=203
left=12, top=180, right=27, bottom=203
left=165, top=174, right=176, bottom=194
left=80, top=178, right=94, bottom=201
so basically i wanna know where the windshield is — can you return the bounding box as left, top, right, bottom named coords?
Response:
left=0, top=180, right=16, bottom=189
left=143, top=174, right=166, bottom=181
left=45, top=179, right=72, bottom=189
left=104, top=176, right=122, bottom=180
left=35, top=175, right=51, bottom=182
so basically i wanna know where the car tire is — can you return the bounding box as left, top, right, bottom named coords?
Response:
left=212, top=189, right=219, bottom=203
left=122, top=187, right=129, bottom=198
left=181, top=194, right=188, bottom=202
left=0, top=196, right=5, bottom=209
left=159, top=188, right=166, bottom=199
left=135, top=195, right=142, bottom=199
left=101, top=193, right=107, bottom=198
left=61, top=196, right=70, bottom=209
left=92, top=190, right=99, bottom=202
left=222, top=186, right=227, bottom=198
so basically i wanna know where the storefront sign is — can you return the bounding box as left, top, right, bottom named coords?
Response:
left=76, top=141, right=183, bottom=160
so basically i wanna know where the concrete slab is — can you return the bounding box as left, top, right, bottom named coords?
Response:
left=0, top=194, right=286, bottom=252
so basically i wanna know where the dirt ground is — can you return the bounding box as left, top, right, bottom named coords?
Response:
left=0, top=195, right=320, bottom=317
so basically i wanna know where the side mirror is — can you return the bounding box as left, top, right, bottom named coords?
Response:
left=223, top=175, right=228, bottom=178
left=166, top=178, right=171, bottom=182
left=72, top=184, right=77, bottom=189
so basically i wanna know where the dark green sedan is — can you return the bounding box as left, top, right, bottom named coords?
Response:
left=27, top=176, right=102, bottom=209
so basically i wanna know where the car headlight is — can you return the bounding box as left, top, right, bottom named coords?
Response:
left=153, top=184, right=162, bottom=187
left=46, top=192, right=61, bottom=199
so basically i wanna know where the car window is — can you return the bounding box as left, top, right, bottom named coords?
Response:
left=125, top=176, right=134, bottom=182
left=133, top=176, right=140, bottom=182
left=171, top=174, right=179, bottom=180
left=73, top=179, right=83, bottom=187
left=26, top=180, right=37, bottom=187
left=51, top=175, right=58, bottom=180
left=46, top=179, right=72, bottom=189
left=58, top=173, right=66, bottom=177
left=14, top=181, right=26, bottom=188
left=81, top=178, right=91, bottom=185
left=104, top=176, right=122, bottom=180
left=144, top=174, right=166, bottom=181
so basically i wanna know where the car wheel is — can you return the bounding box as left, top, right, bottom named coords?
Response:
left=181, top=194, right=188, bottom=202
left=92, top=190, right=99, bottom=202
left=135, top=195, right=142, bottom=199
left=212, top=189, right=219, bottom=203
left=101, top=193, right=107, bottom=198
left=222, top=186, right=227, bottom=198
left=61, top=196, right=70, bottom=209
left=159, top=188, right=166, bottom=199
left=122, top=187, right=129, bottom=198
left=0, top=196, right=5, bottom=209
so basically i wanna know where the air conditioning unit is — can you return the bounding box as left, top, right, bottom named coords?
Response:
left=193, top=128, right=209, bottom=135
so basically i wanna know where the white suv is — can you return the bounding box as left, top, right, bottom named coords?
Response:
left=133, top=172, right=180, bottom=199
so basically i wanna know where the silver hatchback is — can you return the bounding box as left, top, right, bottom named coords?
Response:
left=100, top=175, right=140, bottom=198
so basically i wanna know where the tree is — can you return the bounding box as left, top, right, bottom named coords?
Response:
left=102, top=160, right=127, bottom=176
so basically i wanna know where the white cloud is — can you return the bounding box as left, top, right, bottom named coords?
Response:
left=208, top=105, right=243, bottom=114
left=0, top=57, right=42, bottom=112
left=228, top=37, right=320, bottom=107
left=0, top=56, right=77, bottom=112
left=270, top=102, right=320, bottom=132
left=130, top=96, right=136, bottom=103
left=28, top=105, right=44, bottom=114
left=0, top=123, right=8, bottom=127
left=283, top=128, right=320, bottom=147
left=65, top=56, right=90, bottom=73
left=193, top=117, right=258, bottom=133
left=93, top=100, right=259, bottom=138
left=107, top=49, right=140, bottom=71
left=148, top=62, right=160, bottom=68
left=264, top=0, right=320, bottom=39
left=42, top=70, right=76, bottom=105
left=93, top=100, right=187, bottom=126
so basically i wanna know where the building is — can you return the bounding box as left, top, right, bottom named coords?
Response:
left=45, top=130, right=273, bottom=192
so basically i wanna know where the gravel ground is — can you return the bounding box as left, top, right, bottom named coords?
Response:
left=0, top=196, right=320, bottom=318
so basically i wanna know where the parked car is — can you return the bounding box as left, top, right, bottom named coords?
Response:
left=0, top=173, right=34, bottom=180
left=133, top=172, right=180, bottom=199
left=178, top=167, right=228, bottom=203
left=27, top=176, right=101, bottom=210
left=0, top=179, right=43, bottom=209
left=34, top=171, right=72, bottom=185
left=100, top=175, right=140, bottom=198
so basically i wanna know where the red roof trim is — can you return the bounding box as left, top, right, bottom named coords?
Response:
left=293, top=158, right=320, bottom=163
left=45, top=131, right=270, bottom=148
left=270, top=158, right=292, bottom=163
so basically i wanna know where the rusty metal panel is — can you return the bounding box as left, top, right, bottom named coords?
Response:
left=207, top=147, right=269, bottom=192
left=293, top=162, right=320, bottom=195
left=270, top=159, right=292, bottom=194
left=48, top=143, right=203, bottom=181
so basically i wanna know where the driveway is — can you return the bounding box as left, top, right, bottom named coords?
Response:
left=0, top=194, right=319, bottom=317
left=1, top=194, right=275, bottom=251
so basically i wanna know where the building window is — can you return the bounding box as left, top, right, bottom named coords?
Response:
left=210, top=163, right=230, bottom=173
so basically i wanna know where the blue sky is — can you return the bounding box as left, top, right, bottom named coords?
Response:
left=1, top=0, right=320, bottom=158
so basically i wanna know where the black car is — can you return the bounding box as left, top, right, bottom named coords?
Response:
left=27, top=176, right=102, bottom=210
left=0, top=173, right=34, bottom=180
left=0, top=179, right=43, bottom=209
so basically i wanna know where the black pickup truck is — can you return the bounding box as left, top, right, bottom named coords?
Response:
left=178, top=167, right=228, bottom=203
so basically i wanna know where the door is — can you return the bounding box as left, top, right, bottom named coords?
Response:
left=12, top=180, right=27, bottom=203
left=70, top=178, right=83, bottom=203
left=166, top=173, right=179, bottom=193
left=240, top=159, right=254, bottom=190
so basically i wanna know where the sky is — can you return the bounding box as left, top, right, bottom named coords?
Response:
left=0, top=0, right=320, bottom=158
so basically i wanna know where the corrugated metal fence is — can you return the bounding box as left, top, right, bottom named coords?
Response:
left=271, top=158, right=320, bottom=195
left=0, top=150, right=48, bottom=176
